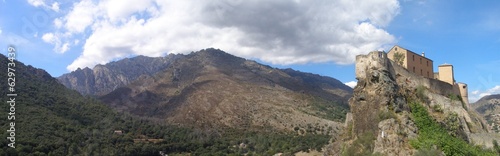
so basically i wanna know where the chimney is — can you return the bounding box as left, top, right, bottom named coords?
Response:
left=421, top=52, right=425, bottom=57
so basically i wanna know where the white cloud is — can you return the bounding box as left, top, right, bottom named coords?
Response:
left=41, top=33, right=55, bottom=43
left=27, top=0, right=45, bottom=7
left=63, top=0, right=98, bottom=33
left=469, top=85, right=500, bottom=103
left=42, top=33, right=70, bottom=53
left=345, top=81, right=357, bottom=88
left=27, top=0, right=61, bottom=12
left=54, top=18, right=62, bottom=28
left=51, top=2, right=59, bottom=12
left=44, top=0, right=400, bottom=71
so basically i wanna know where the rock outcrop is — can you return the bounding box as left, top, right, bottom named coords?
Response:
left=58, top=55, right=180, bottom=96
left=339, top=51, right=490, bottom=156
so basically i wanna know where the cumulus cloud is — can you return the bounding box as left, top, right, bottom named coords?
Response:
left=27, top=0, right=59, bottom=12
left=41, top=0, right=400, bottom=71
left=345, top=81, right=357, bottom=88
left=469, top=85, right=500, bottom=103
left=42, top=33, right=70, bottom=53
left=51, top=2, right=59, bottom=12
left=27, top=0, right=45, bottom=7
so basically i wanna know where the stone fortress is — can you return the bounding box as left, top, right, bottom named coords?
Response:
left=386, top=45, right=469, bottom=106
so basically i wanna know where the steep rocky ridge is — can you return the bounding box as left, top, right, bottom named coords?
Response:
left=329, top=51, right=492, bottom=156
left=58, top=54, right=181, bottom=95
left=472, top=94, right=500, bottom=134
left=97, top=48, right=352, bottom=134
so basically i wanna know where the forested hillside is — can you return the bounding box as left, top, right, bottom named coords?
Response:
left=0, top=54, right=335, bottom=155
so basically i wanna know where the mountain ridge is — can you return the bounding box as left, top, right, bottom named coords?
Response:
left=92, top=48, right=352, bottom=133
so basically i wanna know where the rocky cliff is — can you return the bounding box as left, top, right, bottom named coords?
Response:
left=331, top=51, right=493, bottom=156
left=58, top=54, right=181, bottom=96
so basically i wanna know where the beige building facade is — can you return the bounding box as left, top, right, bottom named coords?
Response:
left=387, top=45, right=469, bottom=106
left=387, top=45, right=434, bottom=78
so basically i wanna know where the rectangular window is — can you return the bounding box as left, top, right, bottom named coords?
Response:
left=421, top=69, right=422, bottom=75
left=413, top=67, right=415, bottom=72
left=427, top=71, right=429, bottom=77
left=427, top=61, right=429, bottom=66
left=413, top=55, right=415, bottom=61
left=420, top=58, right=422, bottom=64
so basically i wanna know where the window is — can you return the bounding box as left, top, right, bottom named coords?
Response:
left=427, top=61, right=429, bottom=66
left=427, top=71, right=429, bottom=77
left=420, top=58, right=422, bottom=64
left=413, top=67, right=415, bottom=72
left=395, top=47, right=398, bottom=51
left=420, top=69, right=422, bottom=75
left=412, top=55, right=415, bottom=61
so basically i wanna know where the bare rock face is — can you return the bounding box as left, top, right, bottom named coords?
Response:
left=373, top=115, right=417, bottom=156
left=346, top=51, right=416, bottom=155
left=350, top=52, right=408, bottom=136
left=58, top=55, right=180, bottom=96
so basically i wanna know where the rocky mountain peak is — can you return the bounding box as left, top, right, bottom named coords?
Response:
left=58, top=54, right=180, bottom=95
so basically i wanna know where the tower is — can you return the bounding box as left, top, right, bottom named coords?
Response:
left=457, top=82, right=469, bottom=107
left=438, top=64, right=454, bottom=85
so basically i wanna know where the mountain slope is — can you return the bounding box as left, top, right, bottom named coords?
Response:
left=0, top=54, right=166, bottom=155
left=0, top=53, right=340, bottom=155
left=473, top=94, right=500, bottom=132
left=98, top=48, right=352, bottom=133
left=58, top=54, right=180, bottom=96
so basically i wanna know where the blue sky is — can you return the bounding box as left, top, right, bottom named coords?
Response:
left=0, top=0, right=499, bottom=102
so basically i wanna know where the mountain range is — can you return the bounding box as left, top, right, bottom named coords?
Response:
left=59, top=48, right=353, bottom=134
left=0, top=49, right=355, bottom=155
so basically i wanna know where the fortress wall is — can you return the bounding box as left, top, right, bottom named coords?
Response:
left=356, top=51, right=456, bottom=97
left=387, top=55, right=455, bottom=96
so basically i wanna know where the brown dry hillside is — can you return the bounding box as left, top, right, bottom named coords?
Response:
left=473, top=94, right=500, bottom=132
left=99, top=48, right=352, bottom=133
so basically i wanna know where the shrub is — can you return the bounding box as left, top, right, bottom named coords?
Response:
left=432, top=104, right=443, bottom=113
left=416, top=85, right=427, bottom=100
left=414, top=148, right=443, bottom=156
left=378, top=110, right=397, bottom=120
left=342, top=132, right=376, bottom=156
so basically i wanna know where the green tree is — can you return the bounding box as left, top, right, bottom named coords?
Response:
left=393, top=52, right=405, bottom=66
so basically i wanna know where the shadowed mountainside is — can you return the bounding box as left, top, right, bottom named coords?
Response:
left=97, top=48, right=352, bottom=133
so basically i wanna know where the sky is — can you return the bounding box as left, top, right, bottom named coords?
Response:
left=0, top=0, right=499, bottom=103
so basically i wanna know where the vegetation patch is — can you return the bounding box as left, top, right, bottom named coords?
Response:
left=342, top=132, right=381, bottom=156
left=409, top=101, right=496, bottom=156
left=305, top=96, right=349, bottom=122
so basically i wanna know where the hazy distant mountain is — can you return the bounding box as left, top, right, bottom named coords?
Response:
left=473, top=94, right=500, bottom=132
left=58, top=54, right=181, bottom=96
left=96, top=48, right=352, bottom=132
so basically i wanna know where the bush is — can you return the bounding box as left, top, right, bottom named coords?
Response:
left=378, top=110, right=397, bottom=121
left=416, top=85, right=427, bottom=100
left=432, top=104, right=443, bottom=113
left=414, top=148, right=443, bottom=156
left=342, top=132, right=376, bottom=156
